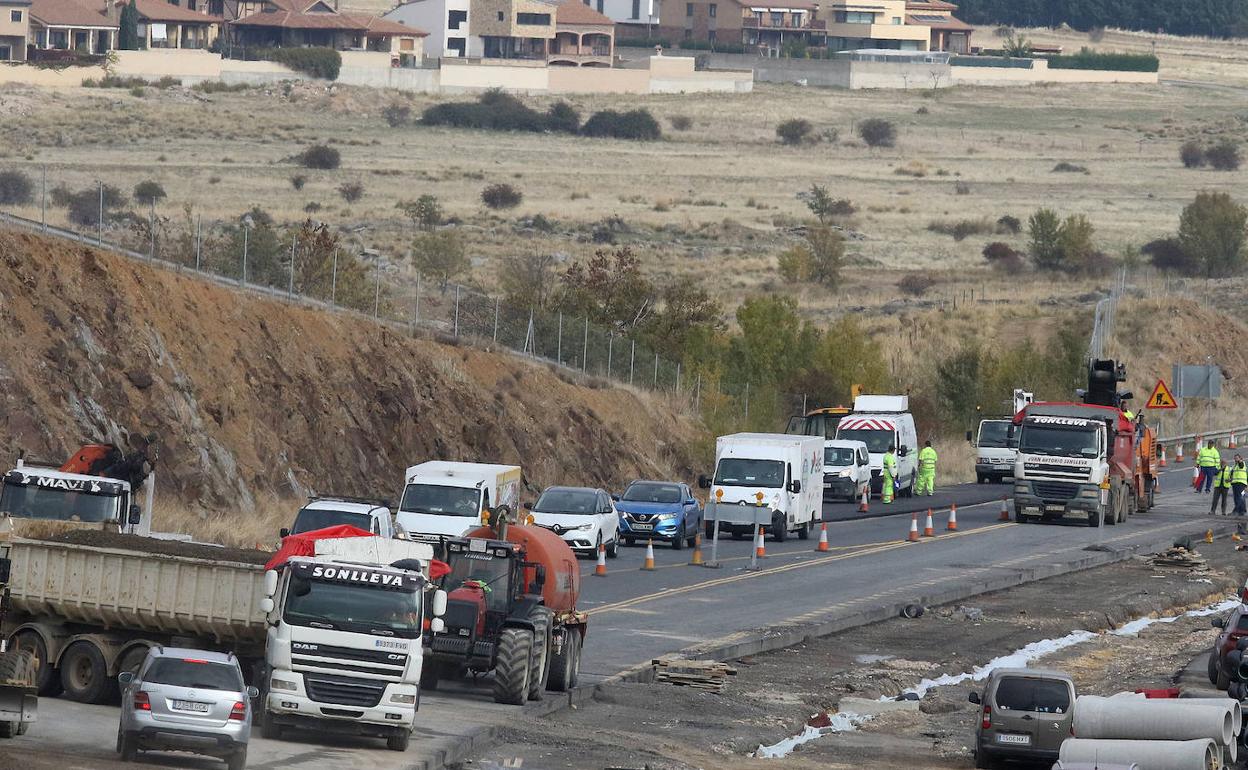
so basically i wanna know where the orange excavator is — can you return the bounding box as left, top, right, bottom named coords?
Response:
left=56, top=435, right=158, bottom=491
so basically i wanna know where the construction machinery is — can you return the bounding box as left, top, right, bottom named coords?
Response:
left=423, top=507, right=586, bottom=705
left=785, top=406, right=852, bottom=439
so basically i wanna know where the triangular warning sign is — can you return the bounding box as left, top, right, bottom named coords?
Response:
left=1147, top=379, right=1177, bottom=410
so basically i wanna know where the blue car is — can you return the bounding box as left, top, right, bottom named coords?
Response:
left=613, top=480, right=703, bottom=550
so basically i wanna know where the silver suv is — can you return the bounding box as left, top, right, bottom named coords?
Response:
left=117, top=647, right=257, bottom=769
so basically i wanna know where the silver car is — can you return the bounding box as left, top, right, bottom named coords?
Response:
left=117, top=647, right=256, bottom=769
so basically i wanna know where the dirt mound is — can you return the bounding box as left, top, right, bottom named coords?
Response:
left=29, top=529, right=271, bottom=564
left=0, top=229, right=700, bottom=528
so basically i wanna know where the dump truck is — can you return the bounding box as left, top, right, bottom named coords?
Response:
left=423, top=507, right=586, bottom=705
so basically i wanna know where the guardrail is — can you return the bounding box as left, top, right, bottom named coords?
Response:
left=1157, top=425, right=1248, bottom=450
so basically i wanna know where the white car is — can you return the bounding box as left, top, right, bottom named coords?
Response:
left=526, top=486, right=620, bottom=558
left=822, top=439, right=871, bottom=503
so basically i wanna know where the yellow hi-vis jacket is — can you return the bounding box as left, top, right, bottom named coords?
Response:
left=1198, top=446, right=1221, bottom=468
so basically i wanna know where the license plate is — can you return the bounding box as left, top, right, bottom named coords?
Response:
left=996, top=734, right=1031, bottom=746
left=172, top=700, right=210, bottom=713
left=1045, top=505, right=1065, bottom=513
left=631, top=523, right=653, bottom=531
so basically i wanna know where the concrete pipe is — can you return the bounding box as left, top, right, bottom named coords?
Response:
left=1058, top=738, right=1217, bottom=770
left=1052, top=764, right=1139, bottom=770
left=1074, top=695, right=1234, bottom=746
left=1179, top=698, right=1242, bottom=736
left=1223, top=739, right=1237, bottom=767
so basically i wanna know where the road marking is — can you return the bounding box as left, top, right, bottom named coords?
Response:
left=586, top=522, right=1016, bottom=616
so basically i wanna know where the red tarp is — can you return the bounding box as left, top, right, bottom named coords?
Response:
left=264, top=525, right=450, bottom=579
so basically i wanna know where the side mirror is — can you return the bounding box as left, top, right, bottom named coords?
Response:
left=260, top=597, right=275, bottom=614
left=1120, top=391, right=1133, bottom=401
left=1213, top=618, right=1226, bottom=629
left=532, top=565, right=547, bottom=591
left=522, top=501, right=533, bottom=511
left=965, top=430, right=973, bottom=443
left=967, top=692, right=980, bottom=705
left=279, top=527, right=290, bottom=539
left=611, top=494, right=621, bottom=502
left=118, top=671, right=134, bottom=686
left=263, top=569, right=279, bottom=599
left=697, top=474, right=711, bottom=489
left=430, top=617, right=445, bottom=634
left=128, top=504, right=142, bottom=525
left=432, top=589, right=448, bottom=617
left=788, top=480, right=802, bottom=494
left=246, top=685, right=260, bottom=699
left=898, top=447, right=908, bottom=457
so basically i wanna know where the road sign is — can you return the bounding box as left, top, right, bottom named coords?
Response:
left=1173, top=364, right=1222, bottom=399
left=1147, top=379, right=1177, bottom=410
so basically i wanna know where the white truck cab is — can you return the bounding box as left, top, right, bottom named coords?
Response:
left=699, top=433, right=824, bottom=542
left=822, top=439, right=871, bottom=503
left=971, top=419, right=1017, bottom=484
left=283, top=497, right=396, bottom=539
left=0, top=464, right=147, bottom=535
left=396, top=462, right=522, bottom=543
left=835, top=395, right=919, bottom=498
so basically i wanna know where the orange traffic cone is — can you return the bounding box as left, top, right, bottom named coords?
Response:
left=1159, top=445, right=1167, bottom=467
left=754, top=527, right=766, bottom=559
left=947, top=505, right=958, bottom=531
left=593, top=543, right=608, bottom=576
left=858, top=486, right=869, bottom=513
left=816, top=523, right=830, bottom=552
left=1232, top=433, right=1239, bottom=450
left=688, top=532, right=704, bottom=566
left=923, top=509, right=935, bottom=537
left=1193, top=465, right=1202, bottom=490
left=642, top=539, right=656, bottom=571
left=1176, top=442, right=1185, bottom=463
left=999, top=497, right=1010, bottom=522
left=907, top=513, right=919, bottom=542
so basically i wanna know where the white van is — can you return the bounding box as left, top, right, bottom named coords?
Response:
left=822, top=439, right=871, bottom=503
left=836, top=395, right=919, bottom=498
left=396, top=461, right=522, bottom=542
left=971, top=418, right=1017, bottom=484
left=698, top=433, right=824, bottom=541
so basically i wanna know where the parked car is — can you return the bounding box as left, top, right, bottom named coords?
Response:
left=613, top=480, right=703, bottom=550
left=117, top=646, right=257, bottom=770
left=526, top=486, right=620, bottom=558
left=1209, top=606, right=1248, bottom=689
left=822, top=439, right=870, bottom=503
left=281, top=496, right=396, bottom=539
left=968, top=668, right=1075, bottom=769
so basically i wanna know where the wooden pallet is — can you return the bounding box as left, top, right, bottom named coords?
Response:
left=652, top=659, right=738, bottom=692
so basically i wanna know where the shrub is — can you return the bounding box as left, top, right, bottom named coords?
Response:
left=1052, top=162, right=1089, bottom=174
left=955, top=181, right=972, bottom=195
left=1180, top=141, right=1207, bottom=169
left=776, top=118, right=813, bottom=146
left=396, top=194, right=442, bottom=230
left=1178, top=191, right=1248, bottom=277
left=581, top=109, right=661, bottom=140
left=1142, top=237, right=1196, bottom=274
left=482, top=183, right=522, bottom=210
left=298, top=144, right=341, bottom=170
left=263, top=46, right=341, bottom=80
left=777, top=244, right=811, bottom=282
left=1206, top=141, right=1242, bottom=172
left=59, top=184, right=127, bottom=227
left=670, top=115, right=693, bottom=131
left=928, top=218, right=993, bottom=241
left=546, top=101, right=581, bottom=134
left=858, top=118, right=896, bottom=148
left=1088, top=26, right=1106, bottom=42
left=803, top=184, right=855, bottom=224
left=0, top=170, right=34, bottom=205
left=897, top=273, right=935, bottom=296
left=423, top=90, right=549, bottom=132
left=191, top=80, right=250, bottom=93
left=410, top=230, right=469, bottom=289
left=383, top=102, right=411, bottom=127
left=290, top=174, right=307, bottom=190
left=132, top=180, right=166, bottom=205
left=338, top=182, right=364, bottom=203
left=1047, top=49, right=1158, bottom=73
left=996, top=214, right=1022, bottom=234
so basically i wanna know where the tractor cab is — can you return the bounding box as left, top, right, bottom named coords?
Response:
left=785, top=406, right=852, bottom=439
left=436, top=538, right=529, bottom=667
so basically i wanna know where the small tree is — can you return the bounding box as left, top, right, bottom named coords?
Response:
left=118, top=0, right=140, bottom=50
left=411, top=230, right=469, bottom=289
left=499, top=252, right=558, bottom=308
left=1206, top=141, right=1242, bottom=172
left=1178, top=191, right=1248, bottom=277
left=1180, top=141, right=1207, bottom=169
left=1001, top=32, right=1032, bottom=57
left=397, top=194, right=442, bottom=230
left=546, top=101, right=581, bottom=134
left=132, top=180, right=166, bottom=205
left=857, top=118, right=897, bottom=148
left=776, top=118, right=813, bottom=146
left=983, top=241, right=1025, bottom=273
left=482, top=183, right=522, bottom=210
left=383, top=103, right=411, bottom=127
left=1027, top=208, right=1064, bottom=271
left=807, top=226, right=846, bottom=289
left=337, top=181, right=364, bottom=203
left=776, top=244, right=812, bottom=282
left=996, top=214, right=1022, bottom=234
left=298, top=144, right=340, bottom=170
left=0, top=170, right=34, bottom=205
left=803, top=183, right=855, bottom=224
left=1057, top=214, right=1097, bottom=274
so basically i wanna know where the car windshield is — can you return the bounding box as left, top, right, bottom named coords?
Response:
left=534, top=489, right=598, bottom=514
left=978, top=421, right=1013, bottom=448
left=994, top=677, right=1071, bottom=714
left=835, top=429, right=895, bottom=454
left=714, top=459, right=784, bottom=488
left=144, top=658, right=244, bottom=692
left=292, top=508, right=372, bottom=534
left=622, top=483, right=682, bottom=503
left=1019, top=425, right=1100, bottom=457
left=824, top=447, right=856, bottom=466
left=786, top=415, right=842, bottom=439
left=400, top=483, right=481, bottom=518
left=444, top=553, right=512, bottom=613
left=0, top=482, right=119, bottom=523
left=284, top=575, right=421, bottom=638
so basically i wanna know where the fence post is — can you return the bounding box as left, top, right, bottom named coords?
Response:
left=557, top=312, right=563, bottom=365
left=653, top=353, right=658, bottom=388
left=194, top=214, right=202, bottom=271
left=415, top=273, right=421, bottom=323
left=330, top=248, right=338, bottom=306
left=287, top=237, right=296, bottom=298
left=581, top=317, right=588, bottom=373
left=148, top=199, right=155, bottom=262
left=629, top=340, right=635, bottom=386
left=802, top=393, right=807, bottom=414
left=695, top=373, right=701, bottom=411
left=373, top=271, right=381, bottom=319
left=493, top=297, right=500, bottom=343
left=606, top=334, right=613, bottom=379
left=40, top=165, right=46, bottom=232
left=453, top=284, right=460, bottom=337
left=676, top=362, right=681, bottom=394
left=745, top=381, right=750, bottom=421
left=97, top=182, right=103, bottom=246
left=241, top=227, right=249, bottom=286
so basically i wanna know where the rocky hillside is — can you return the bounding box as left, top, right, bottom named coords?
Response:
left=0, top=229, right=699, bottom=521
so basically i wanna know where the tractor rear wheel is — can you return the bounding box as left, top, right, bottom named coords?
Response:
left=547, top=627, right=581, bottom=692
left=527, top=608, right=552, bottom=701
left=492, top=628, right=532, bottom=706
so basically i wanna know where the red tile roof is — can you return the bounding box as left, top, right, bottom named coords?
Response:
left=906, top=0, right=958, bottom=9
left=554, top=0, right=613, bottom=26
left=349, top=13, right=425, bottom=36
left=118, top=0, right=221, bottom=23
left=230, top=3, right=424, bottom=34
left=736, top=0, right=818, bottom=11
left=29, top=0, right=116, bottom=26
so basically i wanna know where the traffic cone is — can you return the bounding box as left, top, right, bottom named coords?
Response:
left=1193, top=465, right=1202, bottom=490
left=923, top=509, right=935, bottom=537
left=1159, top=445, right=1167, bottom=467
left=999, top=497, right=1010, bottom=522
left=907, top=513, right=919, bottom=542
left=1206, top=529, right=1214, bottom=544
left=688, top=532, right=704, bottom=566
left=1232, top=433, right=1239, bottom=450
left=593, top=543, right=608, bottom=576
left=858, top=486, right=869, bottom=513
left=1176, top=442, right=1184, bottom=463
left=754, top=527, right=766, bottom=559
left=947, top=505, right=958, bottom=531
left=642, top=539, right=656, bottom=571
left=816, top=523, right=830, bottom=552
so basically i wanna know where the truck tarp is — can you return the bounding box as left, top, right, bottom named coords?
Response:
left=265, top=525, right=450, bottom=579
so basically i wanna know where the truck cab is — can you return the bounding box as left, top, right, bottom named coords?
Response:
left=699, top=433, right=823, bottom=542
left=1012, top=411, right=1114, bottom=526
left=396, top=462, right=522, bottom=544
left=785, top=407, right=852, bottom=439
left=835, top=395, right=918, bottom=497
left=0, top=466, right=144, bottom=536
left=282, top=497, right=395, bottom=540
left=972, top=419, right=1018, bottom=485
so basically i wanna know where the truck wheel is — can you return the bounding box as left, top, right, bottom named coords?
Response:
left=260, top=706, right=283, bottom=740
left=386, top=730, right=410, bottom=752
left=11, top=632, right=59, bottom=696
left=527, top=608, right=552, bottom=701
left=771, top=516, right=787, bottom=543
left=547, top=627, right=581, bottom=692
left=492, top=628, right=533, bottom=705
left=0, top=721, right=15, bottom=739
left=797, top=519, right=811, bottom=540
left=977, top=474, right=986, bottom=484
left=60, top=641, right=114, bottom=704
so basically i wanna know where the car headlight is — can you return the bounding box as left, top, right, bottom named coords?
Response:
left=657, top=512, right=678, bottom=521
left=271, top=677, right=298, bottom=692
left=391, top=693, right=416, bottom=704
left=573, top=523, right=593, bottom=531
left=838, top=469, right=853, bottom=478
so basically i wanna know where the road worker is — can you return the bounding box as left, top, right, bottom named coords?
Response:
left=916, top=440, right=937, bottom=496
left=1197, top=440, right=1221, bottom=494
left=882, top=444, right=898, bottom=504
left=1212, top=460, right=1232, bottom=516
left=1233, top=455, right=1248, bottom=515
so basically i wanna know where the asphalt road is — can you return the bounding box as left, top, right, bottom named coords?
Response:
left=7, top=462, right=1223, bottom=770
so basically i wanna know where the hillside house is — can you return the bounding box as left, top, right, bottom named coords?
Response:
left=27, top=0, right=117, bottom=53
left=229, top=0, right=424, bottom=53
left=119, top=0, right=222, bottom=48
left=0, top=0, right=30, bottom=60
left=660, top=0, right=823, bottom=52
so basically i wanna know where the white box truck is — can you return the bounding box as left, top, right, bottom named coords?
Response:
left=836, top=395, right=919, bottom=498
left=698, top=433, right=824, bottom=541
left=396, top=462, right=522, bottom=543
